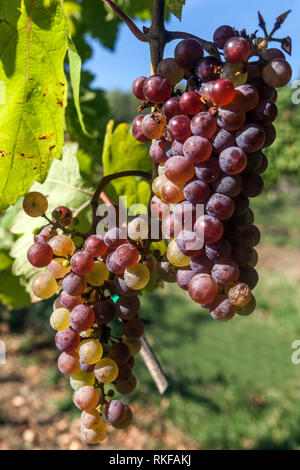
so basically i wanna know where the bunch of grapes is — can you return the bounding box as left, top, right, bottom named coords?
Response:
left=23, top=192, right=153, bottom=444
left=132, top=26, right=292, bottom=321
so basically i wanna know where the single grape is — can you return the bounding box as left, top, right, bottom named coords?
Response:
left=85, top=261, right=109, bottom=286
left=156, top=58, right=185, bottom=85
left=174, top=38, right=204, bottom=68
left=141, top=112, right=166, bottom=139
left=60, top=291, right=84, bottom=310
left=257, top=153, right=269, bottom=173
left=94, top=358, right=119, bottom=383
left=211, top=129, right=236, bottom=154
left=213, top=25, right=235, bottom=49
left=80, top=361, right=95, bottom=373
left=73, top=386, right=99, bottom=411
left=124, top=264, right=150, bottom=290
left=205, top=238, right=232, bottom=263
left=213, top=174, right=242, bottom=198
left=241, top=173, right=264, bottom=198
left=104, top=227, right=126, bottom=250
left=250, top=99, right=278, bottom=125
left=156, top=259, right=178, bottom=283
left=93, top=300, right=115, bottom=325
left=239, top=224, right=260, bottom=247
left=162, top=213, right=183, bottom=239
left=219, top=146, right=247, bottom=175
left=150, top=138, right=170, bottom=164
left=32, top=272, right=57, bottom=299
left=184, top=179, right=211, bottom=204
left=195, top=157, right=221, bottom=184
left=58, top=351, right=80, bottom=376
left=167, top=239, right=191, bottom=267
left=210, top=79, right=235, bottom=106
left=262, top=124, right=276, bottom=148
left=84, top=235, right=107, bottom=257
left=111, top=406, right=133, bottom=429
left=194, top=215, right=224, bottom=244
left=188, top=274, right=219, bottom=304
left=164, top=156, right=195, bottom=185
left=230, top=84, right=259, bottom=112
left=50, top=308, right=70, bottom=331
left=114, top=243, right=140, bottom=270
left=48, top=234, right=75, bottom=257
left=191, top=112, right=217, bottom=138
left=79, top=339, right=103, bottom=365
left=71, top=251, right=94, bottom=276
left=122, top=317, right=144, bottom=340
left=62, top=272, right=87, bottom=296
left=236, top=123, right=266, bottom=153
left=27, top=242, right=53, bottom=268
left=228, top=282, right=252, bottom=307
left=52, top=206, right=72, bottom=227
left=81, top=409, right=101, bottom=430
left=261, top=48, right=285, bottom=61
left=70, top=370, right=95, bottom=390
left=173, top=201, right=196, bottom=226
left=206, top=193, right=235, bottom=220
left=115, top=374, right=137, bottom=394
left=106, top=400, right=127, bottom=425
left=209, top=295, right=235, bottom=321
left=114, top=276, right=139, bottom=297
left=143, top=75, right=171, bottom=103
left=217, top=105, right=246, bottom=131
left=211, top=259, right=240, bottom=286
left=153, top=174, right=167, bottom=199
left=55, top=327, right=80, bottom=353
left=179, top=92, right=203, bottom=115
left=132, top=76, right=147, bottom=100
left=250, top=77, right=276, bottom=100
left=109, top=343, right=131, bottom=365
left=196, top=56, right=221, bottom=82
left=122, top=336, right=141, bottom=356
left=190, top=255, right=213, bottom=274
left=176, top=230, right=204, bottom=256
left=80, top=421, right=106, bottom=444
left=70, top=304, right=95, bottom=332
left=224, top=36, right=250, bottom=63
left=176, top=268, right=196, bottom=291
left=183, top=135, right=212, bottom=163
left=132, top=115, right=150, bottom=142
left=168, top=115, right=191, bottom=141
left=34, top=225, right=57, bottom=243
left=249, top=248, right=258, bottom=267
left=162, top=180, right=185, bottom=204
left=231, top=243, right=253, bottom=265
left=48, top=257, right=71, bottom=278
left=262, top=59, right=292, bottom=88
left=162, top=96, right=182, bottom=121
left=23, top=192, right=48, bottom=217
left=236, top=294, right=256, bottom=316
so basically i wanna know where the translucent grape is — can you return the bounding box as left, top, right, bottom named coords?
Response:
left=179, top=91, right=203, bottom=115
left=164, top=156, right=194, bottom=185
left=220, top=63, right=248, bottom=87
left=85, top=261, right=109, bottom=286
left=48, top=235, right=75, bottom=257
left=27, top=242, right=53, bottom=268
left=167, top=239, right=191, bottom=267
left=94, top=358, right=119, bottom=383
left=73, top=386, right=99, bottom=411
left=224, top=36, right=250, bottom=63
left=122, top=336, right=141, bottom=355
left=23, top=192, right=48, bottom=217
left=156, top=58, right=184, bottom=85
left=124, top=264, right=150, bottom=290
left=70, top=304, right=95, bottom=332
left=48, top=257, right=71, bottom=278
left=210, top=79, right=235, bottom=106
left=70, top=370, right=95, bottom=390
left=114, top=276, right=138, bottom=297
left=80, top=421, right=106, bottom=444
left=84, top=235, right=107, bottom=258
left=32, top=272, right=57, bottom=299
left=50, top=308, right=70, bottom=331
left=188, top=273, right=218, bottom=304
left=79, top=339, right=103, bottom=365
left=152, top=175, right=168, bottom=199
left=162, top=180, right=184, bottom=204
left=128, top=216, right=149, bottom=241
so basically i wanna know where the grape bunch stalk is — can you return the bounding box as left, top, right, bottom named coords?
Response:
left=132, top=22, right=292, bottom=321
left=22, top=0, right=292, bottom=446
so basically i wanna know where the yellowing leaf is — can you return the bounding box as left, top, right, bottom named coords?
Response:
left=0, top=0, right=68, bottom=211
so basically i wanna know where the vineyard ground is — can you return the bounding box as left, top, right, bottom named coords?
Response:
left=1, top=188, right=300, bottom=450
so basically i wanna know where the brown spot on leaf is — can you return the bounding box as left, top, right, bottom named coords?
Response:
left=49, top=145, right=56, bottom=151
left=57, top=82, right=65, bottom=87
left=43, top=88, right=49, bottom=98
left=56, top=96, right=63, bottom=107
left=0, top=150, right=8, bottom=157
left=38, top=133, right=54, bottom=140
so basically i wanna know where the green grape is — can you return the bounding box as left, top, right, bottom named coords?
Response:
left=50, top=308, right=70, bottom=331
left=220, top=63, right=248, bottom=87
left=122, top=336, right=142, bottom=356
left=32, top=272, right=57, bottom=299
left=48, top=235, right=75, bottom=257
left=156, top=58, right=185, bottom=85
left=85, top=261, right=109, bottom=286
left=23, top=191, right=48, bottom=217
left=70, top=370, right=95, bottom=390
left=94, top=358, right=119, bottom=383
left=79, top=339, right=103, bottom=365
left=80, top=420, right=106, bottom=444
left=48, top=257, right=71, bottom=278
left=124, top=264, right=150, bottom=290
left=152, top=175, right=168, bottom=200
left=166, top=240, right=191, bottom=268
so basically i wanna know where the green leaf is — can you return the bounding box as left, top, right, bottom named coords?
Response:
left=67, top=39, right=92, bottom=137
left=10, top=143, right=92, bottom=289
left=0, top=251, right=13, bottom=271
left=0, top=0, right=68, bottom=212
left=166, top=0, right=186, bottom=19
left=0, top=268, right=30, bottom=309
left=102, top=122, right=152, bottom=207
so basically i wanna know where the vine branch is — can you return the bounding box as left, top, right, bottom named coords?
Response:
left=101, top=0, right=146, bottom=42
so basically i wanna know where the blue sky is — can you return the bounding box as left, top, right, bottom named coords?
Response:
left=85, top=0, right=299, bottom=91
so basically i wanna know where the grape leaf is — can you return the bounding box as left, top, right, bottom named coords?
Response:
left=102, top=121, right=152, bottom=207
left=10, top=143, right=92, bottom=290
left=166, top=0, right=186, bottom=20
left=0, top=0, right=68, bottom=212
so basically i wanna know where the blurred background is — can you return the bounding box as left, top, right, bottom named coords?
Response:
left=1, top=0, right=300, bottom=450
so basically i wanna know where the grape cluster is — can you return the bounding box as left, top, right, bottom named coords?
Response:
left=23, top=192, right=153, bottom=444
left=132, top=26, right=292, bottom=321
